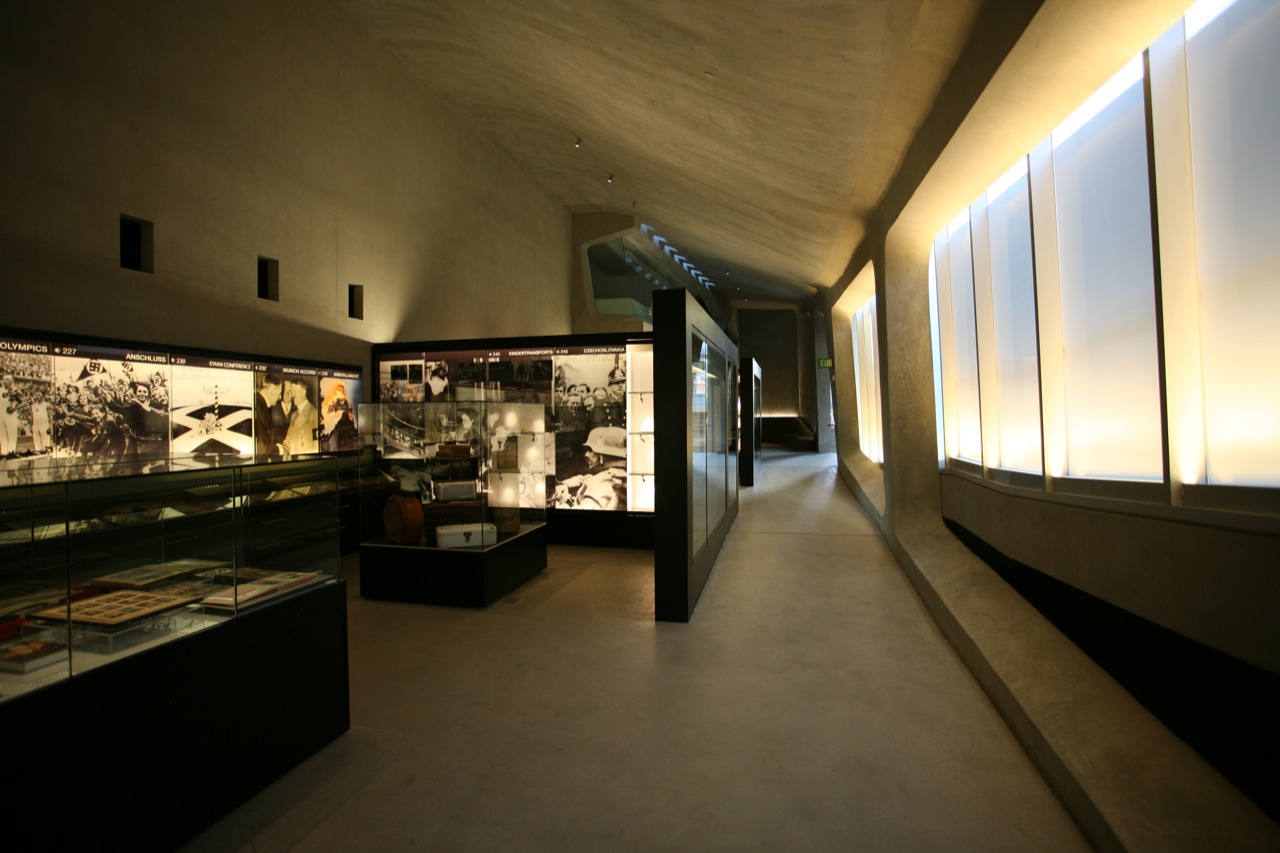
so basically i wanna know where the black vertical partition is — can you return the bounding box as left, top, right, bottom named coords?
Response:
left=654, top=290, right=739, bottom=622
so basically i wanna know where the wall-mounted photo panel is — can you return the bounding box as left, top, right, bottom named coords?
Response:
left=53, top=344, right=170, bottom=461
left=279, top=367, right=319, bottom=457
left=0, top=336, right=55, bottom=462
left=552, top=349, right=626, bottom=434
left=379, top=357, right=425, bottom=402
left=320, top=370, right=362, bottom=453
left=169, top=356, right=255, bottom=460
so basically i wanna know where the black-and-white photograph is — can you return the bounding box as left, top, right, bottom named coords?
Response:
left=320, top=372, right=362, bottom=452
left=254, top=366, right=319, bottom=459
left=0, top=337, right=54, bottom=461
left=170, top=359, right=255, bottom=459
left=551, top=424, right=627, bottom=511
left=379, top=359, right=424, bottom=402
left=53, top=347, right=170, bottom=461
left=278, top=369, right=319, bottom=457
left=552, top=351, right=626, bottom=434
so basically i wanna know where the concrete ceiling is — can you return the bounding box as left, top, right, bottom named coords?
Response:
left=334, top=0, right=988, bottom=304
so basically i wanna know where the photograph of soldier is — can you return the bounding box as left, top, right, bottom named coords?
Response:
left=552, top=425, right=627, bottom=510
left=171, top=363, right=254, bottom=459
left=551, top=353, right=624, bottom=433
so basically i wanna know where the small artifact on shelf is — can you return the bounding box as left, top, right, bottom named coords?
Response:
left=436, top=522, right=497, bottom=549
left=0, top=637, right=68, bottom=673
left=159, top=557, right=229, bottom=571
left=31, top=590, right=202, bottom=627
left=433, top=480, right=477, bottom=502
left=201, top=571, right=324, bottom=610
left=93, top=564, right=202, bottom=590
left=211, top=567, right=281, bottom=585
left=435, top=442, right=472, bottom=459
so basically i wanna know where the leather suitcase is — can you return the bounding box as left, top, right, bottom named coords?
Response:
left=436, top=442, right=472, bottom=459
left=436, top=522, right=497, bottom=549
left=383, top=495, right=424, bottom=544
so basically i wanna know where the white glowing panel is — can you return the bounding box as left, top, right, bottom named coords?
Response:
left=851, top=296, right=883, bottom=464
left=1186, top=0, right=1280, bottom=485
left=985, top=160, right=1042, bottom=473
left=947, top=217, right=983, bottom=463
left=1052, top=69, right=1163, bottom=480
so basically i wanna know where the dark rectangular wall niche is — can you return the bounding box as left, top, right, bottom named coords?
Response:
left=653, top=288, right=739, bottom=623
left=119, top=214, right=153, bottom=273
left=348, top=284, right=364, bottom=319
left=258, top=256, right=279, bottom=301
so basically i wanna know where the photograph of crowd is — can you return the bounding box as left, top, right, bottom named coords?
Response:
left=52, top=350, right=171, bottom=461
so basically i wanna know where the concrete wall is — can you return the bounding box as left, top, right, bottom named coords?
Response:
left=825, top=0, right=1279, bottom=846
left=0, top=0, right=572, bottom=375
left=736, top=309, right=799, bottom=417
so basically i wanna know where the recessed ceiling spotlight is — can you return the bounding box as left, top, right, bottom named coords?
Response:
left=703, top=70, right=716, bottom=79
left=607, top=174, right=614, bottom=183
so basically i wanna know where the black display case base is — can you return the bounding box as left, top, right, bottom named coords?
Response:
left=546, top=508, right=654, bottom=549
left=360, top=523, right=548, bottom=607
left=3, top=581, right=350, bottom=850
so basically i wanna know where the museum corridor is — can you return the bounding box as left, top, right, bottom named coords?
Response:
left=183, top=449, right=1087, bottom=851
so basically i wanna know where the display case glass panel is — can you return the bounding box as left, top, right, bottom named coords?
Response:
left=0, top=457, right=342, bottom=698
left=359, top=392, right=548, bottom=551
left=372, top=337, right=655, bottom=518
left=692, top=333, right=709, bottom=551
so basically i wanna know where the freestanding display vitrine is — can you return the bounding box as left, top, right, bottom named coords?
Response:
left=0, top=455, right=350, bottom=849
left=357, top=397, right=549, bottom=607
left=653, top=289, right=740, bottom=622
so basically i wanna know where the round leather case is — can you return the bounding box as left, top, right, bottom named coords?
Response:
left=383, top=494, right=424, bottom=544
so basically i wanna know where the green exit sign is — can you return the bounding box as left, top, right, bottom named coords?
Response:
left=818, top=358, right=833, bottom=368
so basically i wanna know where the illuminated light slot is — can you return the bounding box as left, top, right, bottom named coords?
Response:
left=1052, top=55, right=1145, bottom=148
left=1185, top=0, right=1237, bottom=38
left=1177, top=393, right=1207, bottom=485
left=631, top=475, right=656, bottom=511
left=986, top=157, right=1028, bottom=202
left=492, top=473, right=519, bottom=507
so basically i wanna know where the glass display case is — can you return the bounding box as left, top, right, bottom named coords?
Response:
left=358, top=396, right=547, bottom=549
left=357, top=395, right=549, bottom=607
left=0, top=455, right=343, bottom=704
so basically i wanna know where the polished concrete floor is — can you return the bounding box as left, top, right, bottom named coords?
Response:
left=185, top=450, right=1090, bottom=851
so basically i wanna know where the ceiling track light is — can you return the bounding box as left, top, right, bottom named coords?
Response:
left=607, top=173, right=614, bottom=183
left=574, top=137, right=581, bottom=148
